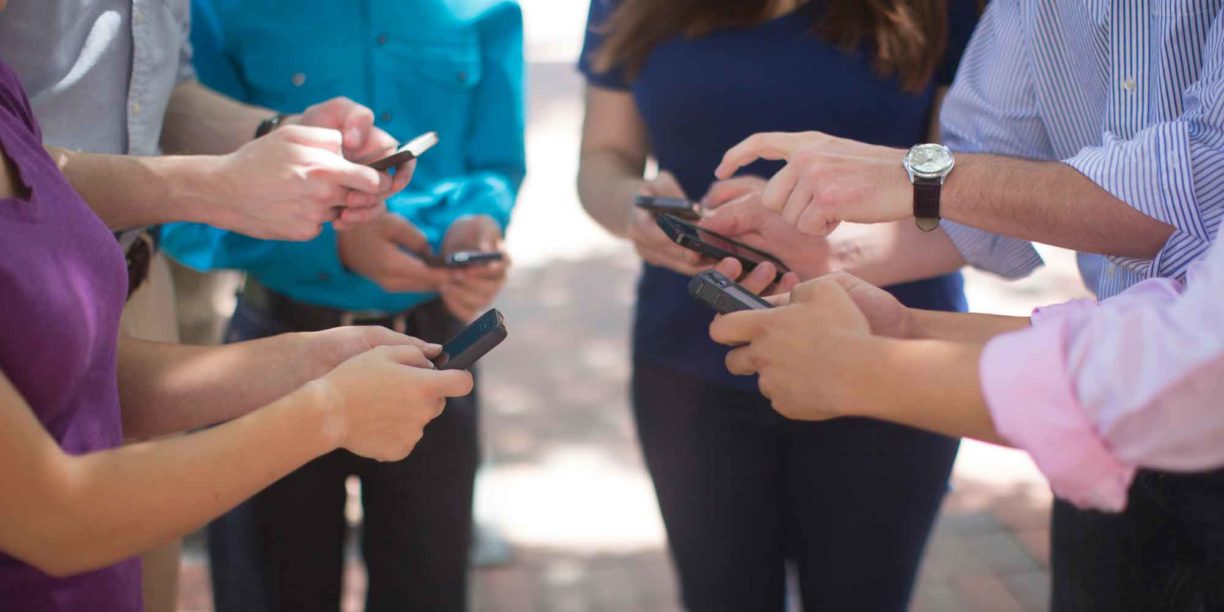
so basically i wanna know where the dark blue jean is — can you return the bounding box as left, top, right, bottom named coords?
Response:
left=632, top=362, right=960, bottom=612
left=208, top=297, right=478, bottom=612
left=1052, top=468, right=1224, bottom=611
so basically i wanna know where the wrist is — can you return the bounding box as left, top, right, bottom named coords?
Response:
left=297, top=378, right=347, bottom=453
left=158, top=154, right=235, bottom=228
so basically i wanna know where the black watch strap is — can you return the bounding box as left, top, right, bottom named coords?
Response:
left=254, top=113, right=290, bottom=139
left=913, top=178, right=942, bottom=232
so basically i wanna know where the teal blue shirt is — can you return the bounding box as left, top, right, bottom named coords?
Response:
left=161, top=0, right=525, bottom=312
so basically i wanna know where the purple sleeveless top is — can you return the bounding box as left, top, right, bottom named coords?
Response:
left=0, top=60, right=140, bottom=610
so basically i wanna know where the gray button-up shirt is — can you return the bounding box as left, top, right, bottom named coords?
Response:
left=0, top=0, right=194, bottom=244
left=0, top=0, right=194, bottom=157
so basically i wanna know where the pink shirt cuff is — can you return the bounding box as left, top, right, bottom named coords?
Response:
left=980, top=314, right=1137, bottom=512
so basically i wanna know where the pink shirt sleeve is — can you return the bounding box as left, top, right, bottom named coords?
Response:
left=979, top=238, right=1224, bottom=512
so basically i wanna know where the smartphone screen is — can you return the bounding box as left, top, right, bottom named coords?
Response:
left=660, top=215, right=790, bottom=273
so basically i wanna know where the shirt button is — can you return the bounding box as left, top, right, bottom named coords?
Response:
left=457, top=72, right=468, bottom=84
left=1122, top=77, right=1137, bottom=92
left=131, top=102, right=142, bottom=116
left=376, top=34, right=389, bottom=45
left=380, top=111, right=393, bottom=122
left=133, top=9, right=144, bottom=24
left=292, top=72, right=307, bottom=87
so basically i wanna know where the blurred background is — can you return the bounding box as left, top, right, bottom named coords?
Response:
left=171, top=2, right=1091, bottom=610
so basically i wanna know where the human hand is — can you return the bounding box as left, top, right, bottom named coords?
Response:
left=714, top=131, right=911, bottom=235
left=438, top=215, right=510, bottom=322
left=628, top=171, right=715, bottom=275
left=291, top=97, right=416, bottom=223
left=701, top=175, right=768, bottom=210
left=210, top=126, right=389, bottom=241
left=296, top=325, right=445, bottom=382
left=708, top=275, right=874, bottom=420
left=311, top=343, right=473, bottom=461
left=711, top=257, right=800, bottom=298
left=337, top=213, right=450, bottom=293
left=701, top=194, right=836, bottom=281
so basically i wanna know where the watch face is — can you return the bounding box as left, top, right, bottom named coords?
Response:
left=905, top=144, right=954, bottom=178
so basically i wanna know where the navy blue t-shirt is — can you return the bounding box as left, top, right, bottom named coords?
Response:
left=580, top=0, right=977, bottom=391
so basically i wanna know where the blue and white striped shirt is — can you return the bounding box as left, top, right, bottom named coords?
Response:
left=939, top=0, right=1224, bottom=298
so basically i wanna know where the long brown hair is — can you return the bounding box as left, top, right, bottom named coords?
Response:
left=593, top=0, right=951, bottom=93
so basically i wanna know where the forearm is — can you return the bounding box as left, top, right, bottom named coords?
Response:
left=161, top=80, right=270, bottom=155
left=832, top=222, right=966, bottom=286
left=118, top=335, right=327, bottom=438
left=840, top=336, right=1003, bottom=444
left=944, top=155, right=1174, bottom=259
left=577, top=150, right=646, bottom=238
left=908, top=309, right=1031, bottom=344
left=50, top=147, right=228, bottom=232
left=0, top=374, right=337, bottom=577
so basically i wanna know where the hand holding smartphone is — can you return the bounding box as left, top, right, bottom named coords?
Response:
left=422, top=251, right=506, bottom=269
left=635, top=194, right=703, bottom=220
left=655, top=214, right=789, bottom=284
left=433, top=309, right=508, bottom=370
left=688, top=270, right=773, bottom=314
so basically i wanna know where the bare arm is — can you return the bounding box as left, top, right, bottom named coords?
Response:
left=943, top=155, right=1173, bottom=259
left=0, top=341, right=471, bottom=578
left=160, top=80, right=271, bottom=156
left=577, top=85, right=650, bottom=238
left=117, top=329, right=381, bottom=439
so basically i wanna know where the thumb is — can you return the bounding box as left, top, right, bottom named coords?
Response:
left=342, top=108, right=373, bottom=152
left=377, top=344, right=435, bottom=369
left=383, top=215, right=431, bottom=255
left=279, top=125, right=343, bottom=155
left=700, top=196, right=762, bottom=237
left=433, top=370, right=476, bottom=398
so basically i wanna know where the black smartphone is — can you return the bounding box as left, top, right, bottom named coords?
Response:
left=433, top=309, right=508, bottom=371
left=423, top=251, right=505, bottom=269
left=655, top=214, right=789, bottom=284
left=688, top=270, right=773, bottom=314
left=634, top=194, right=703, bottom=220
left=367, top=131, right=439, bottom=171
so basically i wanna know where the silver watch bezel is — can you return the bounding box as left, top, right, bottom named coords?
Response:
left=904, top=143, right=955, bottom=183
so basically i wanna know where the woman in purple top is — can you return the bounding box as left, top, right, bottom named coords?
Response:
left=0, top=53, right=474, bottom=611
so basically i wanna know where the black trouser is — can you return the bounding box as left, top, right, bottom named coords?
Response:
left=632, top=363, right=960, bottom=612
left=1052, top=468, right=1224, bottom=611
left=208, top=294, right=478, bottom=612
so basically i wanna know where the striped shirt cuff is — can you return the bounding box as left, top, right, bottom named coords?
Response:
left=942, top=221, right=1045, bottom=279
left=981, top=311, right=1136, bottom=512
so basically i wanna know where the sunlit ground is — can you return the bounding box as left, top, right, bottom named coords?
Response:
left=174, top=3, right=1089, bottom=610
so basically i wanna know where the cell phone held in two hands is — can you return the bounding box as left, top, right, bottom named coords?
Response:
left=655, top=214, right=790, bottom=284
left=422, top=251, right=505, bottom=269
left=366, top=131, right=440, bottom=171
left=432, top=308, right=508, bottom=371
left=688, top=270, right=773, bottom=314
left=634, top=194, right=703, bottom=221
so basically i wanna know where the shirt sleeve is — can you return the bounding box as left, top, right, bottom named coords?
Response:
left=577, top=0, right=630, bottom=90
left=1062, top=12, right=1224, bottom=282
left=980, top=236, right=1224, bottom=512
left=938, top=0, right=1045, bottom=279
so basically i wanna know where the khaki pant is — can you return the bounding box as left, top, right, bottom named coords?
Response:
left=119, top=254, right=181, bottom=612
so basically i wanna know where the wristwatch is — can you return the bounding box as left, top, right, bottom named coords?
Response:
left=254, top=113, right=290, bottom=139
left=903, top=143, right=955, bottom=232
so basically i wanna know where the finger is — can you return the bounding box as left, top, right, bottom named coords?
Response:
left=390, top=159, right=416, bottom=192
left=382, top=215, right=431, bottom=254
left=433, top=370, right=476, bottom=397
left=704, top=177, right=761, bottom=208
left=781, top=178, right=813, bottom=230
left=708, top=309, right=769, bottom=346
left=725, top=346, right=758, bottom=376
left=715, top=132, right=799, bottom=179
left=700, top=196, right=764, bottom=237
left=341, top=105, right=375, bottom=152
left=764, top=292, right=789, bottom=307
left=738, top=262, right=777, bottom=296
left=761, top=163, right=799, bottom=215
left=771, top=272, right=801, bottom=296
left=336, top=202, right=386, bottom=226
left=378, top=344, right=433, bottom=369
left=713, top=257, right=744, bottom=281
left=314, top=155, right=384, bottom=194
left=360, top=327, right=444, bottom=356
left=279, top=125, right=344, bottom=154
